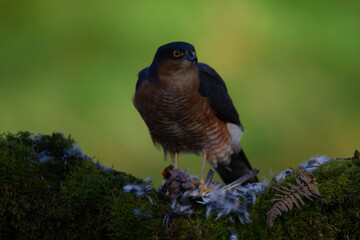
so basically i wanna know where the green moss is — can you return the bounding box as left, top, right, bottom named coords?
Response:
left=0, top=132, right=142, bottom=239
left=0, top=132, right=359, bottom=239
left=0, top=132, right=49, bottom=239
left=234, top=160, right=360, bottom=240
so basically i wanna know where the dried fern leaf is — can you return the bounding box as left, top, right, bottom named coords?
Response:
left=293, top=192, right=305, bottom=206
left=274, top=193, right=286, bottom=198
left=285, top=182, right=299, bottom=191
left=296, top=170, right=320, bottom=196
left=268, top=205, right=282, bottom=216
left=309, top=183, right=320, bottom=197
left=277, top=201, right=289, bottom=212
left=271, top=186, right=290, bottom=195
left=271, top=198, right=284, bottom=202
left=276, top=182, right=292, bottom=192
left=299, top=186, right=315, bottom=200
left=266, top=212, right=277, bottom=228
left=294, top=176, right=304, bottom=187
left=283, top=197, right=294, bottom=210
left=296, top=169, right=312, bottom=183
left=266, top=204, right=281, bottom=228
left=266, top=169, right=321, bottom=228
left=289, top=194, right=301, bottom=209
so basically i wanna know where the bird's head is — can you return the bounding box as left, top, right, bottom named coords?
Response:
left=148, top=42, right=198, bottom=84
left=151, top=41, right=197, bottom=68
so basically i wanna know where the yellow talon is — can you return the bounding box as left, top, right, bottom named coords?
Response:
left=199, top=179, right=207, bottom=195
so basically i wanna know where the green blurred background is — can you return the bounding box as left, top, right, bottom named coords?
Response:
left=1, top=1, right=359, bottom=186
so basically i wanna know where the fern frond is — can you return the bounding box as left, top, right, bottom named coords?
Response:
left=289, top=194, right=301, bottom=209
left=293, top=192, right=305, bottom=206
left=283, top=196, right=294, bottom=210
left=266, top=169, right=320, bottom=228
left=297, top=169, right=320, bottom=196
left=271, top=186, right=289, bottom=195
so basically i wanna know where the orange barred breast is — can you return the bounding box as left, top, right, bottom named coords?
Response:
left=133, top=69, right=233, bottom=167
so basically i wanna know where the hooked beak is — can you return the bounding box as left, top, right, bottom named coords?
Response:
left=188, top=51, right=198, bottom=63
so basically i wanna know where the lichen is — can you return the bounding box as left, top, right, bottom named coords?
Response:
left=0, top=132, right=359, bottom=239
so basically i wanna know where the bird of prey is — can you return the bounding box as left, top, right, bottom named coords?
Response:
left=133, top=42, right=258, bottom=192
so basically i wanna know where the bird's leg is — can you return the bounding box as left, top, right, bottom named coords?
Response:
left=174, top=153, right=178, bottom=169
left=199, top=151, right=207, bottom=195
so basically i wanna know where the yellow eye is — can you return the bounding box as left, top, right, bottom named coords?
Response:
left=173, top=50, right=183, bottom=58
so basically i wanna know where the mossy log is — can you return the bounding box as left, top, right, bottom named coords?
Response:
left=1, top=132, right=359, bottom=239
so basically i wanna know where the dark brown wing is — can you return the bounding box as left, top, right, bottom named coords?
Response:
left=196, top=63, right=242, bottom=128
left=197, top=63, right=258, bottom=184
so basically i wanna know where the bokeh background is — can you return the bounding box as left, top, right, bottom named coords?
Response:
left=1, top=1, right=359, bottom=186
